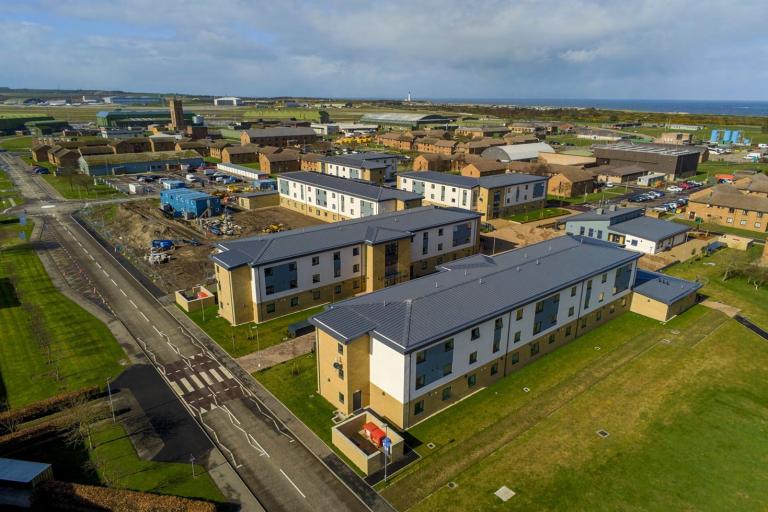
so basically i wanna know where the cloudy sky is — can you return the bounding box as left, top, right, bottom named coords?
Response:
left=1, top=0, right=766, bottom=100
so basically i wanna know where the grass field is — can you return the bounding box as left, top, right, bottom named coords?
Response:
left=673, top=217, right=766, bottom=240
left=548, top=187, right=626, bottom=205
left=0, top=169, right=23, bottom=208
left=503, top=207, right=570, bottom=223
left=665, top=246, right=768, bottom=329
left=0, top=135, right=35, bottom=151
left=696, top=160, right=768, bottom=181
left=544, top=135, right=599, bottom=147
left=378, top=306, right=768, bottom=511
left=0, top=217, right=127, bottom=408
left=184, top=305, right=325, bottom=358
left=42, top=174, right=123, bottom=200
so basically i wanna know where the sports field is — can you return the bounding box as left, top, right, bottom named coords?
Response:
left=378, top=305, right=768, bottom=511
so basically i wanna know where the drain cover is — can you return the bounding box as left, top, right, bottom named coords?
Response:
left=594, top=346, right=601, bottom=350
left=447, top=482, right=458, bottom=489
left=523, top=387, right=530, bottom=393
left=597, top=429, right=610, bottom=438
left=495, top=486, right=516, bottom=502
left=427, top=442, right=436, bottom=449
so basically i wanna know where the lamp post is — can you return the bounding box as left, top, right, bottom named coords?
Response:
left=106, top=377, right=115, bottom=423
left=251, top=324, right=261, bottom=368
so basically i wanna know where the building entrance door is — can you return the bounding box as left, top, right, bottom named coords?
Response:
left=353, top=390, right=362, bottom=411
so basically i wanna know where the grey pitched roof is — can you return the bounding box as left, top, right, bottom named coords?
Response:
left=633, top=270, right=702, bottom=305
left=480, top=143, right=555, bottom=161
left=211, top=206, right=479, bottom=269
left=311, top=236, right=642, bottom=353
left=0, top=457, right=51, bottom=484
left=595, top=142, right=702, bottom=157
left=609, top=216, right=689, bottom=241
left=566, top=206, right=644, bottom=222
left=399, top=170, right=547, bottom=189
left=322, top=152, right=398, bottom=169
left=279, top=172, right=421, bottom=202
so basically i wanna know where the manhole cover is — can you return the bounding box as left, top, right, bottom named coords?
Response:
left=660, top=338, right=672, bottom=345
left=523, top=387, right=530, bottom=393
left=594, top=346, right=601, bottom=350
left=427, top=442, right=436, bottom=449
left=495, top=486, right=516, bottom=502
left=596, top=429, right=610, bottom=438
left=447, top=482, right=458, bottom=489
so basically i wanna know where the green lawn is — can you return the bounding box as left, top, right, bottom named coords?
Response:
left=203, top=156, right=221, bottom=165
left=0, top=218, right=127, bottom=408
left=0, top=169, right=23, bottom=208
left=244, top=108, right=322, bottom=121
left=548, top=187, right=626, bottom=205
left=696, top=160, right=768, bottom=182
left=380, top=307, right=768, bottom=511
left=184, top=305, right=326, bottom=358
left=91, top=423, right=224, bottom=502
left=503, top=207, right=570, bottom=223
left=673, top=217, right=767, bottom=240
left=665, top=245, right=768, bottom=329
left=241, top=162, right=261, bottom=170
left=0, top=135, right=35, bottom=151
left=41, top=174, right=123, bottom=200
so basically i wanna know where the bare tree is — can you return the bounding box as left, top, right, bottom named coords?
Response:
left=63, top=397, right=106, bottom=451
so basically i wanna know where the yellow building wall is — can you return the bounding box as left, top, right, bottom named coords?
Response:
left=215, top=264, right=254, bottom=325
left=316, top=330, right=370, bottom=414
left=365, top=239, right=412, bottom=292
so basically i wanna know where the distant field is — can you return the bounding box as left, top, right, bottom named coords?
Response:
left=0, top=135, right=35, bottom=151
left=380, top=307, right=768, bottom=512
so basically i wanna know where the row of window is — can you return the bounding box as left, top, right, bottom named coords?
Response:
left=264, top=281, right=360, bottom=314
left=725, top=217, right=762, bottom=228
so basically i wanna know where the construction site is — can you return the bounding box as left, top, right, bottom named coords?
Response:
left=79, top=199, right=324, bottom=293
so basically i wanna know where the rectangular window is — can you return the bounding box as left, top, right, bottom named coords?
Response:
left=339, top=392, right=345, bottom=404
left=469, top=351, right=478, bottom=364
left=444, top=339, right=454, bottom=352
left=353, top=280, right=360, bottom=289
left=290, top=297, right=299, bottom=307
left=565, top=325, right=572, bottom=336
left=571, top=286, right=577, bottom=297
left=421, top=260, right=428, bottom=270
left=443, top=363, right=452, bottom=376
left=514, top=331, right=521, bottom=343
left=493, top=337, right=501, bottom=353
left=333, top=251, right=341, bottom=278
left=415, top=375, right=425, bottom=389
left=467, top=374, right=477, bottom=387
left=596, top=310, right=602, bottom=321
left=490, top=363, right=499, bottom=376
left=548, top=334, right=556, bottom=344
left=516, top=308, right=524, bottom=321
left=313, top=290, right=321, bottom=300
left=334, top=285, right=342, bottom=294
left=353, top=263, right=360, bottom=273
left=581, top=318, right=587, bottom=328
left=511, top=352, right=519, bottom=364
left=416, top=351, right=426, bottom=364
left=471, top=327, right=481, bottom=340
left=266, top=303, right=275, bottom=313
left=437, top=243, right=443, bottom=251
left=352, top=247, right=360, bottom=256
left=601, top=273, right=607, bottom=283
left=438, top=228, right=444, bottom=236
left=414, top=400, right=424, bottom=415
left=313, top=273, right=320, bottom=283
left=568, top=306, right=575, bottom=317
left=533, top=320, right=542, bottom=335
left=442, top=387, right=451, bottom=401
left=535, top=301, right=544, bottom=313
left=530, top=342, right=540, bottom=356
left=598, top=291, right=605, bottom=302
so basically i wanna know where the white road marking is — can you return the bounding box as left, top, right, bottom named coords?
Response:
left=199, top=371, right=214, bottom=386
left=179, top=377, right=195, bottom=393
left=280, top=469, right=306, bottom=499
left=152, top=325, right=163, bottom=335
left=190, top=374, right=205, bottom=389
left=129, top=300, right=137, bottom=308
left=139, top=312, right=149, bottom=322
left=119, top=289, right=127, bottom=297
left=209, top=368, right=224, bottom=383
left=110, top=279, right=117, bottom=286
left=95, top=262, right=102, bottom=269
left=101, top=269, right=109, bottom=277
left=219, top=366, right=233, bottom=379
left=83, top=248, right=89, bottom=254
left=88, top=255, right=95, bottom=261
left=170, top=381, right=183, bottom=395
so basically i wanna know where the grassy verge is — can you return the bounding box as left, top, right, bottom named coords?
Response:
left=381, top=307, right=768, bottom=511
left=672, top=217, right=767, bottom=240
left=0, top=135, right=35, bottom=151
left=41, top=174, right=122, bottom=199
left=696, top=160, right=768, bottom=182
left=0, top=217, right=127, bottom=408
left=503, top=207, right=570, bottom=223
left=184, top=305, right=325, bottom=358
left=548, top=188, right=626, bottom=205
left=203, top=156, right=221, bottom=165
left=0, top=169, right=23, bottom=208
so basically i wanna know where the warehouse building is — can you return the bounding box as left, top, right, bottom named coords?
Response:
left=359, top=113, right=455, bottom=128
left=317, top=152, right=402, bottom=183
left=240, top=127, right=319, bottom=147
left=278, top=172, right=422, bottom=222
left=593, top=142, right=700, bottom=180
left=160, top=188, right=222, bottom=218
left=310, top=235, right=690, bottom=428
left=565, top=206, right=689, bottom=254
left=79, top=150, right=204, bottom=176
left=212, top=206, right=480, bottom=325
left=96, top=110, right=196, bottom=128
left=214, top=96, right=243, bottom=106
left=397, top=170, right=548, bottom=221
left=480, top=142, right=555, bottom=163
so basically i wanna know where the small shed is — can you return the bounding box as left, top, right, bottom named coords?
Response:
left=0, top=457, right=54, bottom=508
left=637, top=172, right=666, bottom=187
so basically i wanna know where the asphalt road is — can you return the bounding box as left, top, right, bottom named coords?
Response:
left=1, top=152, right=380, bottom=512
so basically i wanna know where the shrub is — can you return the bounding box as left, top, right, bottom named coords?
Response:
left=0, top=385, right=101, bottom=434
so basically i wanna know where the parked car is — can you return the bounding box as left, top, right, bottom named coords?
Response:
left=666, top=185, right=682, bottom=193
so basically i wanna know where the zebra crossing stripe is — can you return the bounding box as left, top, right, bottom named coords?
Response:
left=199, top=371, right=214, bottom=386
left=209, top=368, right=224, bottom=383
left=189, top=374, right=205, bottom=389
left=179, top=377, right=195, bottom=393
left=219, top=366, right=233, bottom=379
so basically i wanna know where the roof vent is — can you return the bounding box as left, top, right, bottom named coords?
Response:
left=435, top=281, right=439, bottom=288
left=536, top=259, right=540, bottom=265
left=516, top=266, right=521, bottom=272
left=609, top=204, right=617, bottom=211
left=479, top=278, right=484, bottom=284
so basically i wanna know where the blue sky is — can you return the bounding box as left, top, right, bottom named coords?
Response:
left=1, top=0, right=766, bottom=100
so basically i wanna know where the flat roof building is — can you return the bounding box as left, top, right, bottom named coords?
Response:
left=397, top=170, right=548, bottom=221
left=278, top=171, right=422, bottom=222
left=240, top=127, right=319, bottom=147
left=310, top=236, right=699, bottom=428
left=96, top=110, right=195, bottom=128
left=593, top=142, right=700, bottom=180
left=212, top=206, right=480, bottom=324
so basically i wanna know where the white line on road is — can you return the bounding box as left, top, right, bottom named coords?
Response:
left=152, top=326, right=163, bottom=336
left=169, top=381, right=183, bottom=395
left=199, top=371, right=214, bottom=386
left=129, top=300, right=137, bottom=308
left=95, top=262, right=102, bottom=269
left=179, top=377, right=195, bottom=393
left=110, top=279, right=117, bottom=286
left=101, top=269, right=109, bottom=277
left=139, top=312, right=149, bottom=322
left=82, top=248, right=89, bottom=254
left=209, top=368, right=224, bottom=383
left=88, top=254, right=95, bottom=261
left=280, top=469, right=306, bottom=498
left=119, top=289, right=127, bottom=297
left=190, top=374, right=205, bottom=389
left=219, top=366, right=233, bottom=379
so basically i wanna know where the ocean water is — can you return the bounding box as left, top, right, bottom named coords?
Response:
left=424, top=98, right=768, bottom=117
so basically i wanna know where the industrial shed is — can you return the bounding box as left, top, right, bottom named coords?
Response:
left=480, top=142, right=555, bottom=162
left=359, top=113, right=455, bottom=128
left=78, top=150, right=204, bottom=176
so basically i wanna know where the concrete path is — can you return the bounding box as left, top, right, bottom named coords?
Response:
left=701, top=299, right=741, bottom=318
left=237, top=334, right=315, bottom=373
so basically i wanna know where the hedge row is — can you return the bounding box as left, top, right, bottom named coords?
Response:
left=34, top=481, right=218, bottom=512
left=0, top=419, right=65, bottom=453
left=0, top=385, right=101, bottom=433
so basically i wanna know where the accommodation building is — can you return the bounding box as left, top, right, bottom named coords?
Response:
left=221, top=144, right=260, bottom=164
left=30, top=143, right=52, bottom=162
left=78, top=145, right=114, bottom=157
left=397, top=170, right=548, bottom=221
left=149, top=137, right=177, bottom=152
left=412, top=153, right=451, bottom=172
left=455, top=138, right=506, bottom=155
left=547, top=167, right=595, bottom=198
left=48, top=147, right=81, bottom=168
left=310, top=235, right=693, bottom=428
left=109, top=137, right=152, bottom=154
left=480, top=142, right=555, bottom=163
left=318, top=152, right=401, bottom=183
left=460, top=159, right=507, bottom=178
left=414, top=138, right=457, bottom=155
left=240, top=127, right=319, bottom=147
left=503, top=133, right=540, bottom=145
left=593, top=164, right=648, bottom=184
left=278, top=171, right=422, bottom=222
left=687, top=184, right=768, bottom=233
left=593, top=142, right=700, bottom=180
left=175, top=140, right=209, bottom=157
left=211, top=206, right=480, bottom=325
left=455, top=126, right=510, bottom=138
left=208, top=141, right=234, bottom=160
left=376, top=132, right=415, bottom=151
left=79, top=150, right=204, bottom=176
left=300, top=152, right=324, bottom=172
left=733, top=173, right=768, bottom=198
left=565, top=206, right=689, bottom=254
left=260, top=149, right=302, bottom=174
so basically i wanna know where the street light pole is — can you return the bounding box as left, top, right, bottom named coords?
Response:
left=106, top=378, right=115, bottom=423
left=251, top=324, right=261, bottom=368
left=190, top=454, right=196, bottom=478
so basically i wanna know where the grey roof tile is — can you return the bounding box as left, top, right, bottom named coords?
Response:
left=280, top=172, right=421, bottom=202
